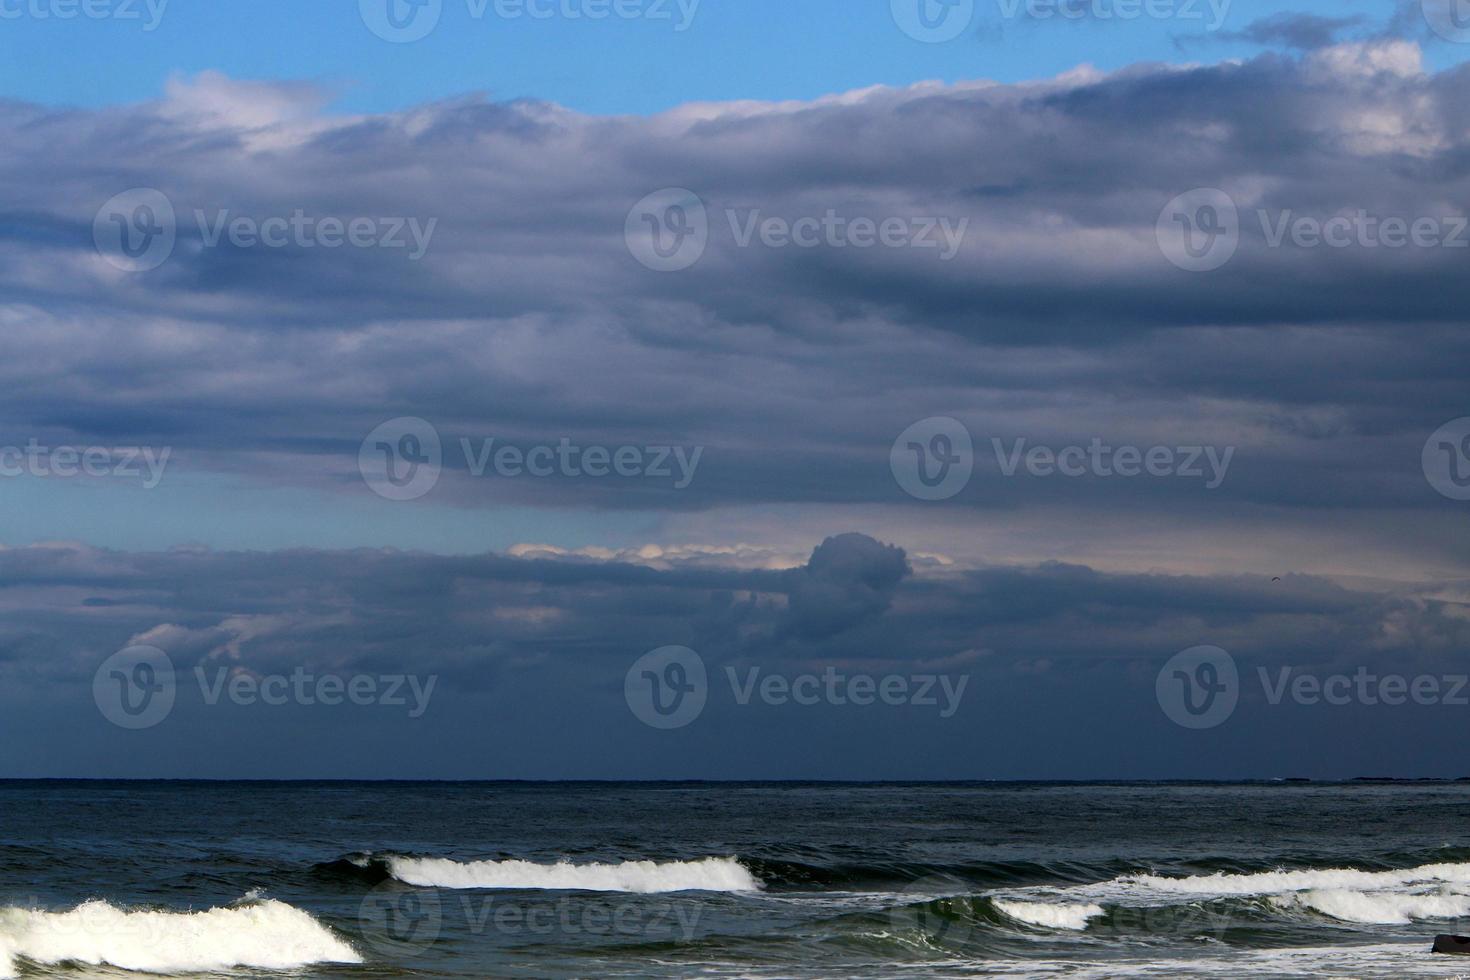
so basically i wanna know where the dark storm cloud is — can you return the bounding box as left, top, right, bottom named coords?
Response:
left=782, top=533, right=910, bottom=639
left=0, top=47, right=1466, bottom=527
left=2, top=535, right=1467, bottom=777
left=8, top=534, right=1459, bottom=683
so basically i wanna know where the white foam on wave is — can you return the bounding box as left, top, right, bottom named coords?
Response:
left=983, top=942, right=1456, bottom=979
left=1120, top=861, right=1470, bottom=898
left=0, top=898, right=360, bottom=978
left=386, top=855, right=762, bottom=893
left=992, top=898, right=1104, bottom=931
left=988, top=860, right=1470, bottom=930
left=1274, top=888, right=1470, bottom=925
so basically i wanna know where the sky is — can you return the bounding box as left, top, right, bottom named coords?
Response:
left=1, top=0, right=1469, bottom=779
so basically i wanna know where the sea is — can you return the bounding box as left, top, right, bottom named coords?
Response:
left=3, top=781, right=1470, bottom=978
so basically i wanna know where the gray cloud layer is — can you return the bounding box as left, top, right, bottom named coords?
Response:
left=0, top=48, right=1466, bottom=533
left=3, top=535, right=1468, bottom=778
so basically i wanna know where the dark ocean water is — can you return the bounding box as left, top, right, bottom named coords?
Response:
left=2, top=781, right=1470, bottom=978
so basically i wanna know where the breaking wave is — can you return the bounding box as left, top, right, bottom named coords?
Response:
left=983, top=860, right=1470, bottom=930
left=991, top=898, right=1105, bottom=931
left=0, top=898, right=360, bottom=978
left=384, top=855, right=762, bottom=893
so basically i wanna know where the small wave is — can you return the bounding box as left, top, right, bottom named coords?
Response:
left=0, top=898, right=360, bottom=978
left=314, top=854, right=393, bottom=885
left=1274, top=888, right=1470, bottom=924
left=386, top=855, right=762, bottom=893
left=981, top=860, right=1470, bottom=933
left=743, top=856, right=1121, bottom=891
left=991, top=898, right=1104, bottom=931
left=1120, top=861, right=1470, bottom=897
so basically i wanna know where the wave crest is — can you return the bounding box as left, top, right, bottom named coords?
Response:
left=992, top=898, right=1104, bottom=931
left=386, top=855, right=761, bottom=893
left=1275, top=888, right=1470, bottom=925
left=986, top=860, right=1470, bottom=932
left=0, top=898, right=360, bottom=978
left=1121, top=861, right=1470, bottom=897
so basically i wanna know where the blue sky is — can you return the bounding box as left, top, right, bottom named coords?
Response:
left=2, top=0, right=1463, bottom=115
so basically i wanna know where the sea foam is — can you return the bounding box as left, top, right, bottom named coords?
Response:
left=992, top=898, right=1105, bottom=930
left=0, top=898, right=360, bottom=978
left=386, top=855, right=761, bottom=893
left=1119, top=861, right=1470, bottom=897
left=1274, top=887, right=1470, bottom=925
left=988, top=860, right=1470, bottom=930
